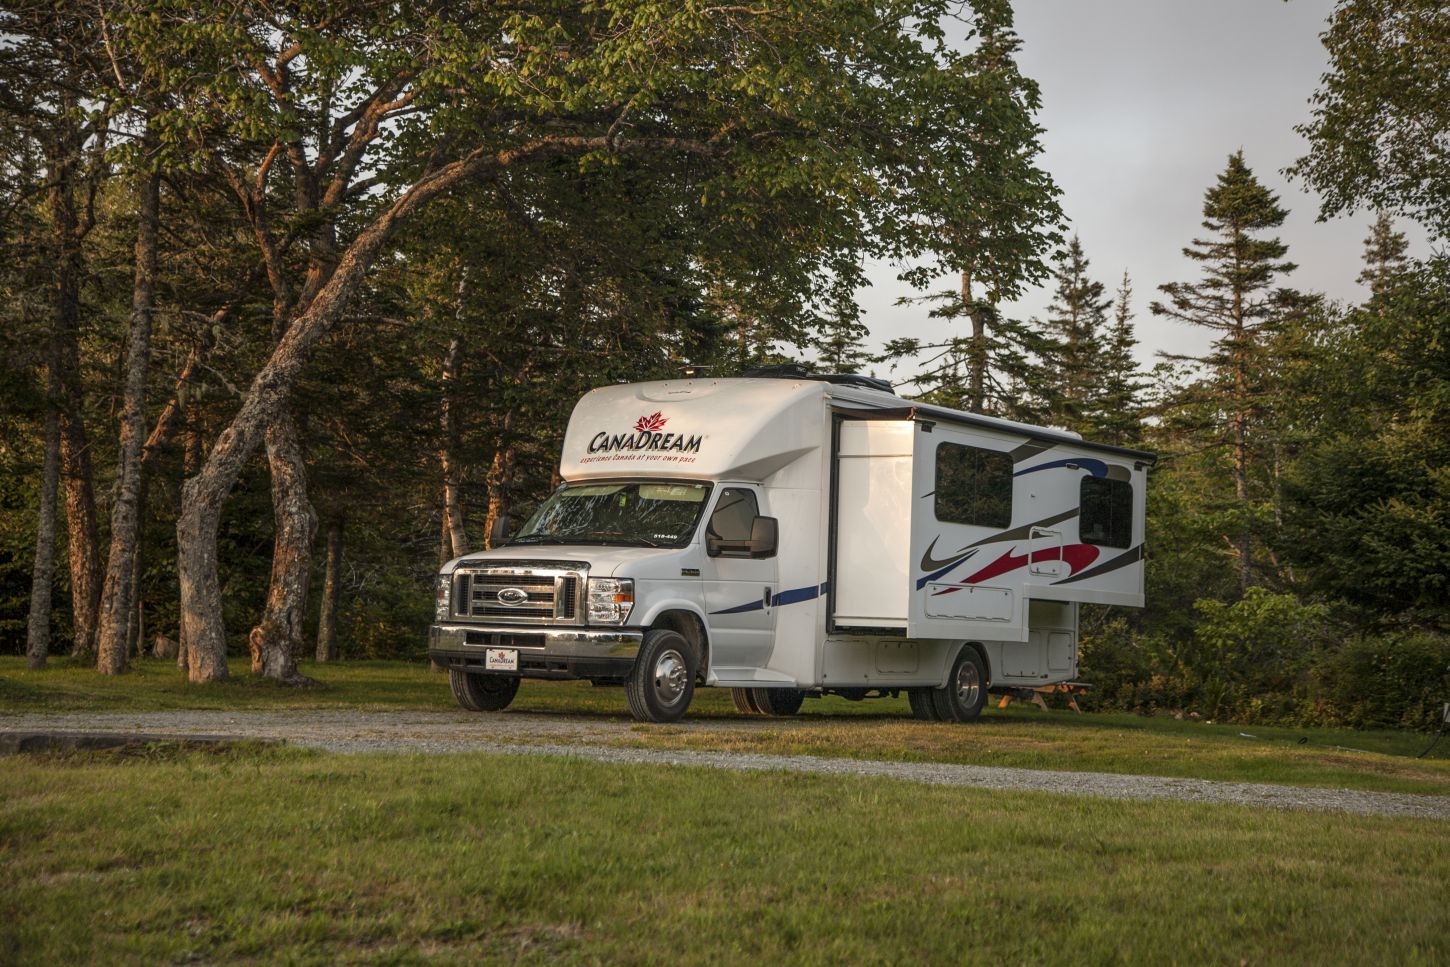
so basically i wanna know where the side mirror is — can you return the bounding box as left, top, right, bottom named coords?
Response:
left=488, top=514, right=510, bottom=547
left=748, top=516, right=778, bottom=559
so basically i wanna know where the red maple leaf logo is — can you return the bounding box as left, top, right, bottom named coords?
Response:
left=634, top=412, right=667, bottom=433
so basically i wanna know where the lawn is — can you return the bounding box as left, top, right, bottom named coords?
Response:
left=3, top=657, right=1449, bottom=795
left=1, top=746, right=1447, bottom=965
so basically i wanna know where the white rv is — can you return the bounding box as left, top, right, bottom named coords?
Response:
left=428, top=373, right=1154, bottom=722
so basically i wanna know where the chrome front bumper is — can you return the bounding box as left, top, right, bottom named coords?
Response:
left=428, top=623, right=644, bottom=660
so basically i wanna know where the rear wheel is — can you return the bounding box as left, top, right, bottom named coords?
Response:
left=449, top=669, right=520, bottom=712
left=928, top=647, right=989, bottom=723
left=626, top=629, right=697, bottom=723
left=730, top=687, right=761, bottom=715
left=907, top=687, right=939, bottom=721
left=751, top=688, right=805, bottom=717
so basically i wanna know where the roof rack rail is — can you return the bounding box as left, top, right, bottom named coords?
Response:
left=742, top=363, right=895, bottom=395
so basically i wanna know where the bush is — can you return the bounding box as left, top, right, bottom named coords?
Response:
left=1312, top=633, right=1450, bottom=730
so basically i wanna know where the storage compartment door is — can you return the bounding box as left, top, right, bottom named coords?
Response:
left=830, top=420, right=912, bottom=630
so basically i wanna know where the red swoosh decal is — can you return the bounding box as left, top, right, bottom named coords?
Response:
left=931, top=544, right=1100, bottom=595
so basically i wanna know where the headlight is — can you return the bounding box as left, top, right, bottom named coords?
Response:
left=435, top=574, right=451, bottom=620
left=587, top=578, right=634, bottom=625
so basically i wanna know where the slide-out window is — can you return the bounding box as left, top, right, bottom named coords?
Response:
left=934, top=443, right=1012, bottom=528
left=1080, top=477, right=1132, bottom=548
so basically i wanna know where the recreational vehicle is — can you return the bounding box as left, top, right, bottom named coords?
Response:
left=428, top=371, right=1155, bottom=722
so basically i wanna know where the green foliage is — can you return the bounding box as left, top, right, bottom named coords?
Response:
left=1039, top=235, right=1109, bottom=431
left=1290, top=0, right=1450, bottom=241
left=1279, top=258, right=1450, bottom=625
left=1315, top=633, right=1450, bottom=729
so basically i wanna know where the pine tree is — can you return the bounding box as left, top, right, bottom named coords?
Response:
left=1093, top=272, right=1147, bottom=446
left=1358, top=212, right=1411, bottom=295
left=1041, top=235, right=1109, bottom=432
left=1151, top=150, right=1297, bottom=590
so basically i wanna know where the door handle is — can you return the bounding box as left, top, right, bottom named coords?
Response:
left=763, top=586, right=773, bottom=608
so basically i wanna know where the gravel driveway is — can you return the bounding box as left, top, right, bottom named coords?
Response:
left=4, top=709, right=1447, bottom=820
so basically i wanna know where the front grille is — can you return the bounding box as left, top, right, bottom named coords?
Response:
left=451, top=564, right=585, bottom=625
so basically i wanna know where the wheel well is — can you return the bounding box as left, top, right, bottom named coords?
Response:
left=651, top=610, right=710, bottom=676
left=961, top=641, right=991, bottom=687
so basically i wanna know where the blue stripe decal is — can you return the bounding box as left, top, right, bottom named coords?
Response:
left=708, top=582, right=827, bottom=616
left=915, top=550, right=978, bottom=589
left=1014, top=457, right=1108, bottom=478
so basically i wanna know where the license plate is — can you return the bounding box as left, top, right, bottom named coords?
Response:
left=485, top=648, right=518, bottom=672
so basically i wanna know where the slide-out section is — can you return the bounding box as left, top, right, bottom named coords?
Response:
left=830, top=420, right=912, bottom=630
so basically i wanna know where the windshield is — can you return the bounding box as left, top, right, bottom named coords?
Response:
left=510, top=481, right=712, bottom=548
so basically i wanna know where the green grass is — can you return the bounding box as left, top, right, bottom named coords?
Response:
left=1, top=746, right=1447, bottom=965
left=4, top=657, right=1448, bottom=795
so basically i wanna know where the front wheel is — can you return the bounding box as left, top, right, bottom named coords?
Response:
left=449, top=669, right=520, bottom=712
left=928, top=647, right=989, bottom=723
left=626, top=629, right=697, bottom=723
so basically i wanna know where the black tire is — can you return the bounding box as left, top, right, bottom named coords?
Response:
left=928, top=647, right=989, bottom=723
left=730, top=688, right=759, bottom=715
left=626, top=629, right=697, bottom=723
left=907, top=687, right=939, bottom=721
left=751, top=688, right=805, bottom=716
left=449, top=669, right=520, bottom=712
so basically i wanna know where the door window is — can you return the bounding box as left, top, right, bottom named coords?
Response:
left=708, top=488, right=759, bottom=555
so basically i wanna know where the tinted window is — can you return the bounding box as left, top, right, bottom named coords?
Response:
left=708, top=488, right=759, bottom=542
left=934, top=443, right=1013, bottom=528
left=1080, top=477, right=1132, bottom=548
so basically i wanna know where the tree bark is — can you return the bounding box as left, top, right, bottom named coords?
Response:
left=315, top=516, right=344, bottom=662
left=177, top=141, right=595, bottom=682
left=484, top=416, right=516, bottom=549
left=248, top=413, right=318, bottom=681
left=439, top=334, right=470, bottom=560
left=97, top=156, right=161, bottom=675
left=48, top=127, right=102, bottom=660
left=963, top=269, right=987, bottom=414
left=26, top=407, right=62, bottom=670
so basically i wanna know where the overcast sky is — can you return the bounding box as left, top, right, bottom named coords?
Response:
left=855, top=0, right=1434, bottom=380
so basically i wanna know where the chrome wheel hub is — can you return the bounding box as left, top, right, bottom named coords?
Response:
left=652, top=648, right=689, bottom=706
left=955, top=660, right=981, bottom=708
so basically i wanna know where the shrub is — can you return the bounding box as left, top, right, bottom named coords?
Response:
left=1312, top=633, right=1450, bottom=730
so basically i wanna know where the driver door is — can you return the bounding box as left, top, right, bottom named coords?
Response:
left=701, top=486, right=777, bottom=674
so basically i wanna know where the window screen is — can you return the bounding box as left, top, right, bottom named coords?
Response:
left=708, top=488, right=759, bottom=543
left=1080, top=477, right=1133, bottom=548
left=934, top=443, right=1013, bottom=528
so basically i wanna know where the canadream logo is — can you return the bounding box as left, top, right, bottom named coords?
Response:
left=588, top=412, right=702, bottom=454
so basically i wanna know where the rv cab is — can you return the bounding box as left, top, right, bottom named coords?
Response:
left=428, top=373, right=1154, bottom=722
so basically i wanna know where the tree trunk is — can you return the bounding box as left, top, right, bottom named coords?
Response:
left=48, top=131, right=102, bottom=660
left=97, top=157, right=161, bottom=675
left=439, top=335, right=470, bottom=560
left=248, top=412, right=318, bottom=681
left=176, top=144, right=511, bottom=682
left=962, top=270, right=987, bottom=414
left=316, top=516, right=344, bottom=662
left=26, top=407, right=62, bottom=670
left=484, top=421, right=516, bottom=549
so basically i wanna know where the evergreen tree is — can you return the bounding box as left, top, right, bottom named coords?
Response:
left=1151, top=150, right=1297, bottom=590
left=1040, top=235, right=1109, bottom=433
left=1093, top=272, right=1147, bottom=446
left=1358, top=212, right=1411, bottom=295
